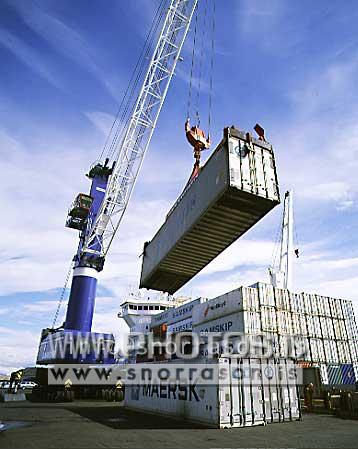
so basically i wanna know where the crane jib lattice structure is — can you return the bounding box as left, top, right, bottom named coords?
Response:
left=83, top=0, right=198, bottom=260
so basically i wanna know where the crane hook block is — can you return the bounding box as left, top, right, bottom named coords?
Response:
left=185, top=118, right=211, bottom=151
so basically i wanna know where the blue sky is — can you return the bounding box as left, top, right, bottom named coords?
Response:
left=1, top=0, right=358, bottom=373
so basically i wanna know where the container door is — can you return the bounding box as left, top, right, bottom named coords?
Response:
left=219, top=385, right=232, bottom=426
left=241, top=359, right=254, bottom=426
left=228, top=358, right=243, bottom=426
left=253, top=146, right=267, bottom=197
left=276, top=360, right=291, bottom=421
left=285, top=359, right=300, bottom=420
left=251, top=362, right=265, bottom=426
left=261, top=366, right=272, bottom=423
left=265, top=358, right=281, bottom=422
left=219, top=358, right=233, bottom=426
left=262, top=149, right=279, bottom=200
left=235, top=140, right=253, bottom=193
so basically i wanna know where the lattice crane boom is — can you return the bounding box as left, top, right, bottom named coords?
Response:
left=83, top=0, right=198, bottom=260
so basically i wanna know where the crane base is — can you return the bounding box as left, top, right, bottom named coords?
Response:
left=36, top=329, right=115, bottom=365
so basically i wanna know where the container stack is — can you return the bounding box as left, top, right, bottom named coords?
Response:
left=189, top=283, right=358, bottom=387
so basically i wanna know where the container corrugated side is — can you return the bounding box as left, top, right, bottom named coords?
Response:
left=251, top=282, right=276, bottom=307
left=151, top=298, right=203, bottom=328
left=140, top=128, right=280, bottom=294
left=275, top=288, right=290, bottom=311
left=346, top=318, right=358, bottom=340
left=124, top=357, right=300, bottom=427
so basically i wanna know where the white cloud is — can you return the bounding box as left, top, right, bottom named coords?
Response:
left=5, top=0, right=122, bottom=98
left=85, top=111, right=116, bottom=136
left=0, top=29, right=63, bottom=89
left=237, top=0, right=303, bottom=53
left=23, top=300, right=58, bottom=314
left=289, top=56, right=358, bottom=117
left=0, top=326, right=39, bottom=374
left=300, top=181, right=355, bottom=210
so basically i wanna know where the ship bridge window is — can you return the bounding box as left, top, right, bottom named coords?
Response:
left=155, top=306, right=160, bottom=310
left=138, top=306, right=143, bottom=310
left=144, top=306, right=148, bottom=310
left=149, top=306, right=153, bottom=310
left=160, top=306, right=166, bottom=310
left=129, top=305, right=134, bottom=310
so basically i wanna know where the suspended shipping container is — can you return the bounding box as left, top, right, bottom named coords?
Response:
left=140, top=127, right=280, bottom=294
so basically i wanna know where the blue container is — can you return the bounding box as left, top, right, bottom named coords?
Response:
left=327, top=364, right=342, bottom=385
left=341, top=364, right=356, bottom=385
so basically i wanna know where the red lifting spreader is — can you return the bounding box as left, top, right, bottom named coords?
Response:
left=185, top=118, right=211, bottom=182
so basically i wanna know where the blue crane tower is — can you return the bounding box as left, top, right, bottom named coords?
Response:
left=36, top=0, right=199, bottom=365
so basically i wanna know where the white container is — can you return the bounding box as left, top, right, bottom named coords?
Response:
left=341, top=300, right=354, bottom=319
left=192, top=293, right=241, bottom=325
left=151, top=298, right=203, bottom=328
left=167, top=318, right=193, bottom=334
left=290, top=293, right=304, bottom=313
left=277, top=311, right=293, bottom=335
left=310, top=338, right=325, bottom=362
left=353, top=362, right=358, bottom=380
left=303, top=293, right=314, bottom=315
left=140, top=128, right=280, bottom=294
left=330, top=340, right=339, bottom=363
left=323, top=339, right=333, bottom=362
left=332, top=319, right=339, bottom=339
left=297, top=314, right=307, bottom=336
left=329, top=297, right=343, bottom=319
left=241, top=287, right=260, bottom=311
left=321, top=296, right=331, bottom=317
left=306, top=316, right=321, bottom=338
left=310, top=295, right=319, bottom=316
left=124, top=357, right=300, bottom=428
left=339, top=320, right=348, bottom=340
left=337, top=340, right=351, bottom=363
left=291, top=313, right=301, bottom=335
left=348, top=340, right=357, bottom=363
left=316, top=296, right=324, bottom=316
left=275, top=288, right=290, bottom=311
left=319, top=364, right=329, bottom=385
left=297, top=294, right=305, bottom=314
left=193, top=311, right=261, bottom=335
left=346, top=318, right=358, bottom=340
left=325, top=318, right=335, bottom=339
left=261, top=307, right=277, bottom=332
left=251, top=282, right=275, bottom=307
left=320, top=317, right=329, bottom=339
left=313, top=316, right=322, bottom=338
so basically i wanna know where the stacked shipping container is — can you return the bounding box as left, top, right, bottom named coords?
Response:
left=147, top=283, right=358, bottom=386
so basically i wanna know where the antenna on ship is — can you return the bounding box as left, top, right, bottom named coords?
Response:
left=269, top=190, right=299, bottom=290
